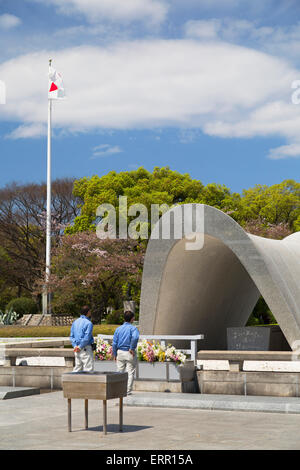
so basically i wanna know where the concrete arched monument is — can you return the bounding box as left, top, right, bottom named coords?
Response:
left=139, top=204, right=300, bottom=350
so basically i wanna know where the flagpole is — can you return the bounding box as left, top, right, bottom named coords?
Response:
left=43, top=58, right=52, bottom=315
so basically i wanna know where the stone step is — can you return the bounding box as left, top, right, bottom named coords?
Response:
left=28, top=314, right=43, bottom=326
left=15, top=314, right=74, bottom=327
left=0, top=386, right=40, bottom=400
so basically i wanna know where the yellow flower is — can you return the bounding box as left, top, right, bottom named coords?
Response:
left=158, top=351, right=165, bottom=362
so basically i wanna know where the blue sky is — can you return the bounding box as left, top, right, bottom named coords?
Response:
left=0, top=0, right=300, bottom=193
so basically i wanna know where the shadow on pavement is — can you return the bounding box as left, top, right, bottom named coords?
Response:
left=81, top=424, right=153, bottom=434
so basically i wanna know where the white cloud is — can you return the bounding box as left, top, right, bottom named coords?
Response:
left=184, top=19, right=221, bottom=40
left=183, top=17, right=300, bottom=65
left=203, top=100, right=300, bottom=158
left=0, top=14, right=22, bottom=30
left=29, top=0, right=168, bottom=25
left=0, top=79, right=5, bottom=104
left=91, top=144, right=122, bottom=158
left=184, top=18, right=271, bottom=42
left=204, top=100, right=300, bottom=139
left=178, top=129, right=201, bottom=143
left=268, top=142, right=300, bottom=160
left=6, top=123, right=47, bottom=139
left=0, top=39, right=299, bottom=157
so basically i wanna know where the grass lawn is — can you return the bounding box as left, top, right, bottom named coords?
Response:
left=0, top=324, right=119, bottom=338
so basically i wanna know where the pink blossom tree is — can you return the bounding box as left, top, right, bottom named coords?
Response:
left=243, top=218, right=292, bottom=240
left=35, top=231, right=145, bottom=322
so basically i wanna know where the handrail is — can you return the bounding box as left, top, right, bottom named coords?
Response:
left=97, top=334, right=204, bottom=364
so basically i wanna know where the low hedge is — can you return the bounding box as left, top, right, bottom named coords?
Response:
left=0, top=324, right=119, bottom=338
left=6, top=297, right=38, bottom=316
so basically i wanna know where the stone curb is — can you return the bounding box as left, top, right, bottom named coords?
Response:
left=123, top=392, right=300, bottom=414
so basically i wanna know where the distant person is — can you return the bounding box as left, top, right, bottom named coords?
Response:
left=112, top=311, right=139, bottom=395
left=70, top=305, right=94, bottom=373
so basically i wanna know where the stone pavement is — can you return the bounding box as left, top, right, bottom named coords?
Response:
left=1, top=390, right=300, bottom=450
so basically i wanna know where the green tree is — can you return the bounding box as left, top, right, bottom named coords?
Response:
left=237, top=179, right=300, bottom=230
left=65, top=167, right=238, bottom=235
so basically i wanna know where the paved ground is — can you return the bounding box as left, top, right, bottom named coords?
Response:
left=1, top=390, right=300, bottom=450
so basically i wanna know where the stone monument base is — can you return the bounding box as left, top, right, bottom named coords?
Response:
left=197, top=369, right=300, bottom=397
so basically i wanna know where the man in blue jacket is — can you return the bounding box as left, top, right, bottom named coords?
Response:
left=70, top=305, right=94, bottom=372
left=113, top=311, right=139, bottom=394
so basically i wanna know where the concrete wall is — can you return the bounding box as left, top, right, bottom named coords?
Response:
left=197, top=370, right=300, bottom=397
left=2, top=364, right=300, bottom=397
left=0, top=365, right=186, bottom=393
left=0, top=366, right=73, bottom=390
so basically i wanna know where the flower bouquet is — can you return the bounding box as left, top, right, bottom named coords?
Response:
left=137, top=339, right=186, bottom=365
left=95, top=337, right=113, bottom=361
left=165, top=345, right=186, bottom=365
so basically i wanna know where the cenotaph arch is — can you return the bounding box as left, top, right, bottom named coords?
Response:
left=139, top=204, right=300, bottom=350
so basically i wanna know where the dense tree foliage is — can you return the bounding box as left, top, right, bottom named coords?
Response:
left=236, top=180, right=300, bottom=231
left=65, top=167, right=241, bottom=235
left=0, top=178, right=80, bottom=309
left=65, top=168, right=299, bottom=237
left=0, top=167, right=298, bottom=324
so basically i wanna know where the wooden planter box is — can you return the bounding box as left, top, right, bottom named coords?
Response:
left=62, top=372, right=128, bottom=436
left=62, top=371, right=127, bottom=400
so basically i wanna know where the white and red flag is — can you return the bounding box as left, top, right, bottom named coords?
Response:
left=44, top=60, right=66, bottom=315
left=48, top=65, right=65, bottom=99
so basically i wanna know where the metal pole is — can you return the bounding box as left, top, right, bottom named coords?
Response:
left=68, top=398, right=71, bottom=432
left=43, top=59, right=52, bottom=315
left=84, top=399, right=88, bottom=429
left=119, top=397, right=123, bottom=432
left=103, top=400, right=107, bottom=435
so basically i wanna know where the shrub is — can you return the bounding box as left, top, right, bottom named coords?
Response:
left=246, top=296, right=277, bottom=326
left=105, top=309, right=124, bottom=325
left=0, top=308, right=19, bottom=325
left=6, top=297, right=38, bottom=317
left=0, top=287, right=18, bottom=312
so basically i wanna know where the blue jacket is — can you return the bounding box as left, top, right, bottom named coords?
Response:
left=112, top=322, right=139, bottom=357
left=70, top=315, right=94, bottom=349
